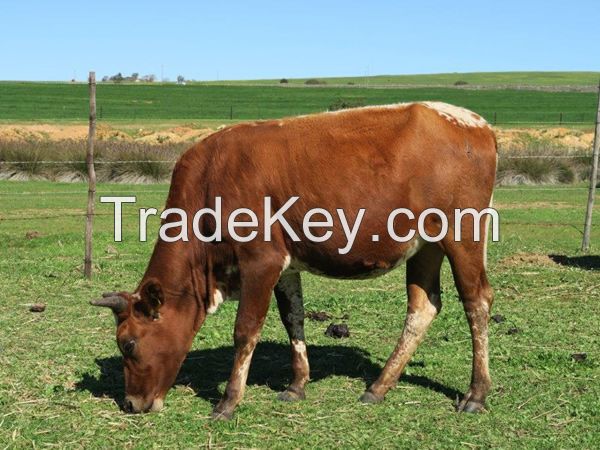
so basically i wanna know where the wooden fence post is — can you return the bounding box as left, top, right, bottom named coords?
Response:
left=582, top=80, right=600, bottom=252
left=84, top=72, right=97, bottom=278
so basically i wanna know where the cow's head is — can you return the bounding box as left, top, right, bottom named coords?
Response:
left=91, top=278, right=204, bottom=413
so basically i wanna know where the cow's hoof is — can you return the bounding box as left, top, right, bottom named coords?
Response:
left=456, top=394, right=486, bottom=413
left=457, top=400, right=486, bottom=413
left=359, top=391, right=383, bottom=404
left=211, top=407, right=233, bottom=421
left=277, top=388, right=305, bottom=402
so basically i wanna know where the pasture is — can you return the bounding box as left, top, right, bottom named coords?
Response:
left=0, top=181, right=598, bottom=448
left=0, top=81, right=598, bottom=125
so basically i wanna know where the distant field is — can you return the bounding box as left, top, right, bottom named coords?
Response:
left=0, top=81, right=597, bottom=125
left=200, top=71, right=600, bottom=87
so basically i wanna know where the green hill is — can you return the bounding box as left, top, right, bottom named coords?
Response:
left=199, top=71, right=600, bottom=87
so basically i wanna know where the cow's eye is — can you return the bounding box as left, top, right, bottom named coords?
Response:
left=121, top=339, right=136, bottom=356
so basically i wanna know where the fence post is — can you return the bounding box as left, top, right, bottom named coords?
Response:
left=84, top=72, right=97, bottom=278
left=582, top=80, right=600, bottom=252
left=559, top=112, right=563, bottom=125
left=493, top=112, right=497, bottom=125
left=230, top=105, right=233, bottom=120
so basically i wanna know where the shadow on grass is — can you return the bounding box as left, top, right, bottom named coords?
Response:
left=76, top=341, right=461, bottom=408
left=549, top=254, right=600, bottom=271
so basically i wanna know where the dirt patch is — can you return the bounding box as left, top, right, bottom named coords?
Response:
left=134, top=127, right=213, bottom=144
left=499, top=252, right=557, bottom=268
left=495, top=127, right=594, bottom=151
left=306, top=311, right=332, bottom=322
left=0, top=124, right=215, bottom=144
left=0, top=124, right=591, bottom=149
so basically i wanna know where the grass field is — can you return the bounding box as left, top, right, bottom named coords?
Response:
left=202, top=71, right=600, bottom=87
left=0, top=181, right=598, bottom=448
left=0, top=81, right=598, bottom=125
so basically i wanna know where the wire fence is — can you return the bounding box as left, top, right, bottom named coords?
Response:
left=0, top=137, right=597, bottom=238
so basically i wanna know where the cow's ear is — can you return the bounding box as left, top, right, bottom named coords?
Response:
left=136, top=278, right=164, bottom=320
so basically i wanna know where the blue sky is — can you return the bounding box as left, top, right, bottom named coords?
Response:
left=2, top=0, right=599, bottom=81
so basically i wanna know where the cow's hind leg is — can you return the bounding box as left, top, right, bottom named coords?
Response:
left=360, top=243, right=444, bottom=403
left=274, top=271, right=310, bottom=401
left=446, top=243, right=494, bottom=413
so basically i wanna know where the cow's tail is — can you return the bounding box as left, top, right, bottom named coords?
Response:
left=483, top=141, right=498, bottom=269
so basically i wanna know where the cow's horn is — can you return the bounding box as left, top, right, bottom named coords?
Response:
left=90, top=295, right=128, bottom=313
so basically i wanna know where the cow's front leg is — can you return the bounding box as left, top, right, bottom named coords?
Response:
left=274, top=271, right=309, bottom=401
left=211, top=257, right=283, bottom=420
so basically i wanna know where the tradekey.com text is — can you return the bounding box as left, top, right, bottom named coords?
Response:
left=101, top=196, right=500, bottom=255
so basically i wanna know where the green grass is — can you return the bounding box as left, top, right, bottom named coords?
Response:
left=0, top=181, right=599, bottom=448
left=202, top=71, right=600, bottom=87
left=0, top=81, right=598, bottom=125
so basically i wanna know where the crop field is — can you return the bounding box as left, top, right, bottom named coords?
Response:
left=0, top=81, right=598, bottom=125
left=0, top=181, right=598, bottom=448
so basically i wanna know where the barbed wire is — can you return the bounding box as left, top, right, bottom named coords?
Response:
left=0, top=160, right=178, bottom=164
left=0, top=186, right=591, bottom=197
left=0, top=212, right=586, bottom=228
left=0, top=154, right=592, bottom=166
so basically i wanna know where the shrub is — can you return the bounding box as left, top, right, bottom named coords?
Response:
left=328, top=98, right=366, bottom=112
left=305, top=78, right=325, bottom=85
left=454, top=80, right=468, bottom=86
left=279, top=78, right=288, bottom=84
left=0, top=139, right=186, bottom=182
left=495, top=133, right=592, bottom=185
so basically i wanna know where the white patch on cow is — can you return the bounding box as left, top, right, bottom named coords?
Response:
left=420, top=101, right=489, bottom=128
left=393, top=236, right=424, bottom=268
left=207, top=288, right=224, bottom=314
left=291, top=338, right=310, bottom=381
left=150, top=397, right=164, bottom=412
left=126, top=394, right=162, bottom=413
left=281, top=254, right=291, bottom=273
left=292, top=339, right=307, bottom=354
left=270, top=101, right=489, bottom=131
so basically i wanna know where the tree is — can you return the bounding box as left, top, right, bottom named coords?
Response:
left=110, top=72, right=124, bottom=83
left=131, top=72, right=139, bottom=81
left=177, top=75, right=185, bottom=84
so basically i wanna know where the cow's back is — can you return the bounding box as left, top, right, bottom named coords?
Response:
left=201, top=102, right=496, bottom=212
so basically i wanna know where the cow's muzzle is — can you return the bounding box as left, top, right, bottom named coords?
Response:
left=123, top=395, right=164, bottom=414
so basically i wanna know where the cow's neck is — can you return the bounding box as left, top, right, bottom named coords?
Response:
left=140, top=237, right=207, bottom=331
left=139, top=149, right=212, bottom=326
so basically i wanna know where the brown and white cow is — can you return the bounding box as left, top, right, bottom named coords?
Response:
left=91, top=102, right=497, bottom=419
